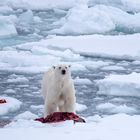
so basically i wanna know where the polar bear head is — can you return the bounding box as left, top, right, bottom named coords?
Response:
left=53, top=64, right=71, bottom=80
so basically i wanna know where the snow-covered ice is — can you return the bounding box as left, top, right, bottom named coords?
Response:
left=4, top=89, right=16, bottom=94
left=7, top=77, right=29, bottom=83
left=0, top=96, right=22, bottom=116
left=0, top=33, right=139, bottom=73
left=14, top=111, right=38, bottom=120
left=50, top=4, right=140, bottom=35
left=76, top=103, right=87, bottom=112
left=80, top=60, right=113, bottom=70
left=132, top=60, right=140, bottom=65
left=88, top=0, right=140, bottom=12
left=74, top=77, right=92, bottom=85
left=0, top=16, right=17, bottom=37
left=0, top=6, right=13, bottom=14
left=101, top=65, right=125, bottom=71
left=50, top=4, right=115, bottom=35
left=97, top=72, right=140, bottom=97
left=30, top=105, right=44, bottom=110
left=0, top=114, right=140, bottom=140
left=36, top=34, right=140, bottom=60
left=0, top=0, right=88, bottom=10
left=0, top=1, right=140, bottom=139
left=0, top=50, right=60, bottom=73
left=96, top=103, right=137, bottom=114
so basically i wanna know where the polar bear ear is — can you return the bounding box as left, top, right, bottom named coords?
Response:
left=52, top=66, right=56, bottom=69
left=68, top=65, right=71, bottom=68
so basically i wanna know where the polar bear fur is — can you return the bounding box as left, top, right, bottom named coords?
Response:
left=42, top=64, right=76, bottom=117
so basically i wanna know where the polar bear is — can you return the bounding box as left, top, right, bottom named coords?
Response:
left=42, top=64, right=76, bottom=117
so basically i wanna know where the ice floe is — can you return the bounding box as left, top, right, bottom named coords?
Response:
left=96, top=72, right=140, bottom=97
left=50, top=4, right=140, bottom=35
left=76, top=103, right=87, bottom=112
left=0, top=16, right=17, bottom=37
left=96, top=103, right=137, bottom=114
left=14, top=111, right=38, bottom=120
left=0, top=0, right=88, bottom=10
left=40, top=34, right=140, bottom=60
left=88, top=0, right=140, bottom=12
left=0, top=96, right=22, bottom=116
left=2, top=114, right=140, bottom=140
left=74, top=77, right=92, bottom=85
left=101, top=65, right=125, bottom=71
left=0, top=6, right=13, bottom=14
left=7, top=77, right=29, bottom=83
left=4, top=89, right=16, bottom=94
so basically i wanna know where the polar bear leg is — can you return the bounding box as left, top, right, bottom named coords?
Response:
left=58, top=105, right=65, bottom=112
left=44, top=101, right=57, bottom=117
left=64, top=96, right=75, bottom=113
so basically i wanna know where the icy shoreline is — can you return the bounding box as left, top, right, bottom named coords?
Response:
left=0, top=114, right=140, bottom=140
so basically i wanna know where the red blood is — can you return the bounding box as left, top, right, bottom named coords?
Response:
left=35, top=112, right=85, bottom=123
left=0, top=99, right=7, bottom=104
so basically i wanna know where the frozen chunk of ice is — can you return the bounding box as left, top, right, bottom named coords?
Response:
left=50, top=4, right=140, bottom=35
left=96, top=103, right=137, bottom=114
left=0, top=6, right=13, bottom=14
left=76, top=103, right=87, bottom=112
left=0, top=96, right=22, bottom=116
left=97, top=72, right=140, bottom=97
left=74, top=77, right=92, bottom=85
left=0, top=16, right=17, bottom=37
left=101, top=65, right=125, bottom=71
left=14, top=111, right=38, bottom=120
left=4, top=89, right=16, bottom=94
left=7, top=77, right=29, bottom=83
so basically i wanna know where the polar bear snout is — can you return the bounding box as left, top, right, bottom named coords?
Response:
left=61, top=69, right=66, bottom=75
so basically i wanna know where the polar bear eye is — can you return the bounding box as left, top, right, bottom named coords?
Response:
left=65, top=66, right=67, bottom=69
left=59, top=67, right=61, bottom=69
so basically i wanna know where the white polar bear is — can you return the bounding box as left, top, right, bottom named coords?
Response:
left=42, top=64, right=76, bottom=117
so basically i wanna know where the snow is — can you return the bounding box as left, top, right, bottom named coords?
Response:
left=110, top=98, right=126, bottom=102
left=76, top=103, right=87, bottom=112
left=0, top=6, right=13, bottom=14
left=96, top=72, right=140, bottom=97
left=101, top=65, right=125, bottom=71
left=37, top=34, right=140, bottom=60
left=50, top=4, right=115, bottom=35
left=0, top=0, right=88, bottom=10
left=50, top=4, right=140, bottom=35
left=0, top=16, right=17, bottom=37
left=0, top=33, right=140, bottom=72
left=0, top=114, right=140, bottom=140
left=18, top=10, right=33, bottom=24
left=70, top=64, right=87, bottom=72
left=0, top=50, right=60, bottom=73
left=7, top=77, right=29, bottom=83
left=30, top=105, right=44, bottom=110
left=80, top=60, right=112, bottom=70
left=96, top=103, right=137, bottom=114
left=74, top=77, right=92, bottom=85
left=0, top=96, right=22, bottom=116
left=132, top=61, right=140, bottom=65
left=14, top=111, right=38, bottom=120
left=4, top=89, right=16, bottom=94
left=0, top=1, right=140, bottom=139
left=1, top=0, right=140, bottom=12
left=88, top=0, right=140, bottom=12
